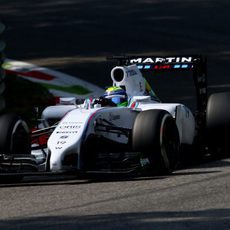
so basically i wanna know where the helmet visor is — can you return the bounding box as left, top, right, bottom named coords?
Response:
left=106, top=95, right=126, bottom=105
left=111, top=96, right=123, bottom=105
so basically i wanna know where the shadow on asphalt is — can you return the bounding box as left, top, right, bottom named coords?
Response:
left=0, top=209, right=230, bottom=230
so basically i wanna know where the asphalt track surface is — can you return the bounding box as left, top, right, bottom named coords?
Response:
left=1, top=1, right=230, bottom=229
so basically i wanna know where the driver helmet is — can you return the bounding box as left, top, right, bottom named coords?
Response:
left=103, top=86, right=128, bottom=107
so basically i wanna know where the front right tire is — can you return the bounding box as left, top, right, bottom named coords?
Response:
left=0, top=113, right=30, bottom=155
left=0, top=113, right=31, bottom=182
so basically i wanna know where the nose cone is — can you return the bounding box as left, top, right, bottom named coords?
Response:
left=49, top=149, right=64, bottom=172
left=49, top=148, right=79, bottom=172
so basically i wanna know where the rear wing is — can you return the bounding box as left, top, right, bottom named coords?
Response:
left=107, top=55, right=207, bottom=115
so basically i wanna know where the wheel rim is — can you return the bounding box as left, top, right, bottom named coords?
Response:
left=11, top=120, right=30, bottom=154
left=160, top=116, right=179, bottom=171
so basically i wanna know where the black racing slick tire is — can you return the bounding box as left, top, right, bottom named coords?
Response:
left=0, top=113, right=30, bottom=155
left=206, top=92, right=230, bottom=153
left=132, top=109, right=180, bottom=174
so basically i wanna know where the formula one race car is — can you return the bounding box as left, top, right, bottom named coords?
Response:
left=1, top=55, right=230, bottom=178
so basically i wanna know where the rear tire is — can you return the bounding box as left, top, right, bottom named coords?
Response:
left=132, top=110, right=180, bottom=174
left=206, top=92, right=230, bottom=154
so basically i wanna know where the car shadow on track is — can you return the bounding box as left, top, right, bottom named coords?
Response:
left=1, top=153, right=229, bottom=188
left=0, top=173, right=169, bottom=188
left=0, top=167, right=224, bottom=189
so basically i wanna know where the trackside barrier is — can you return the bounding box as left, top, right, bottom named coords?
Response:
left=0, top=20, right=5, bottom=110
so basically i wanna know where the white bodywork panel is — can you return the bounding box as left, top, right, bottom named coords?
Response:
left=42, top=105, right=77, bottom=127
left=130, top=96, right=195, bottom=144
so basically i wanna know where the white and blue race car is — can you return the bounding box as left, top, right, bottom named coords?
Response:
left=1, top=55, right=230, bottom=177
left=31, top=55, right=207, bottom=174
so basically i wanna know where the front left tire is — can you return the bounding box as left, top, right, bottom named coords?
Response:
left=132, top=109, right=180, bottom=174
